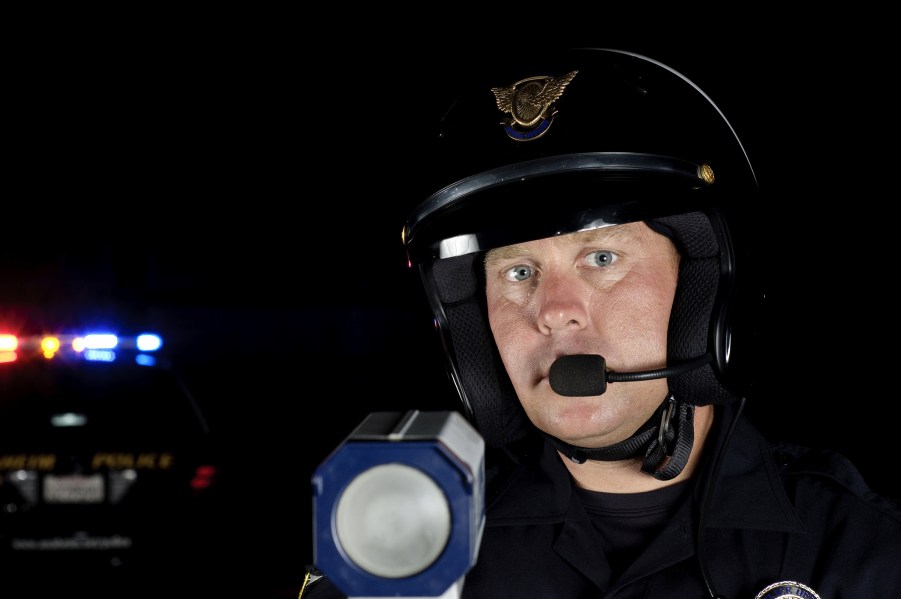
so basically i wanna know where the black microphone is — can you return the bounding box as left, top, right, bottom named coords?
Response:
left=548, top=353, right=714, bottom=396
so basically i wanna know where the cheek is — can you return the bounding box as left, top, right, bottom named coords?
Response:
left=590, top=269, right=676, bottom=348
left=486, top=293, right=533, bottom=371
left=486, top=283, right=519, bottom=339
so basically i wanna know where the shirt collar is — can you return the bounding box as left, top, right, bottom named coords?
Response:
left=486, top=403, right=805, bottom=535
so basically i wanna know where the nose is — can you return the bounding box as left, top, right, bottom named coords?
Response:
left=537, top=271, right=590, bottom=335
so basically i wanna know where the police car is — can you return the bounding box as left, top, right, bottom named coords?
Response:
left=0, top=329, right=223, bottom=593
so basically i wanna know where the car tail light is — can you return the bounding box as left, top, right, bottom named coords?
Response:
left=190, top=465, right=217, bottom=490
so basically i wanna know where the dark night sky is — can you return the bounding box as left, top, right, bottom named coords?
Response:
left=3, top=21, right=898, bottom=593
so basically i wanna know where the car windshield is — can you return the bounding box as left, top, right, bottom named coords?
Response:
left=0, top=359, right=208, bottom=442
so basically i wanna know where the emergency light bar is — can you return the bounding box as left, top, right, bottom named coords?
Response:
left=0, top=332, right=163, bottom=365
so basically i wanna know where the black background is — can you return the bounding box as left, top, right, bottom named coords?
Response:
left=3, top=17, right=898, bottom=597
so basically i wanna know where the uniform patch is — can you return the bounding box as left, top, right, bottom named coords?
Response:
left=754, top=580, right=821, bottom=599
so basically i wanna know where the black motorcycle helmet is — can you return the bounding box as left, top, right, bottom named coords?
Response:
left=402, top=47, right=760, bottom=458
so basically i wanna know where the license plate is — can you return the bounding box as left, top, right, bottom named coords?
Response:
left=43, top=474, right=105, bottom=504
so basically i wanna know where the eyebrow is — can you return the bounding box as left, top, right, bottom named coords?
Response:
left=486, top=225, right=640, bottom=263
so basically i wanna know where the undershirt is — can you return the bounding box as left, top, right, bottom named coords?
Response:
left=574, top=480, right=691, bottom=582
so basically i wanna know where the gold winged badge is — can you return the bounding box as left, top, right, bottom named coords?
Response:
left=491, top=70, right=577, bottom=141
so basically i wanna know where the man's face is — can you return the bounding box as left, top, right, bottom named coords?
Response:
left=484, top=221, right=680, bottom=449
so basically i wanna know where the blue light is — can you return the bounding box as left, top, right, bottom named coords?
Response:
left=84, top=349, right=116, bottom=362
left=83, top=334, right=118, bottom=349
left=135, top=354, right=157, bottom=367
left=136, top=334, right=162, bottom=352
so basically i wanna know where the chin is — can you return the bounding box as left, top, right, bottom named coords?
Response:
left=537, top=398, right=606, bottom=440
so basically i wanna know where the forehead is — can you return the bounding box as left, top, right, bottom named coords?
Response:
left=486, top=222, right=667, bottom=261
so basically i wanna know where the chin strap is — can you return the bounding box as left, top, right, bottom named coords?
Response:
left=545, top=393, right=696, bottom=481
left=641, top=395, right=695, bottom=480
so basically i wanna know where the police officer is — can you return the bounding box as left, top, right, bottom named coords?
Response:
left=303, top=47, right=901, bottom=598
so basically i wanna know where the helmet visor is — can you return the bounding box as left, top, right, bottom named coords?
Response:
left=404, top=151, right=716, bottom=264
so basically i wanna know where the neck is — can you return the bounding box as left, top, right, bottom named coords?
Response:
left=559, top=404, right=714, bottom=493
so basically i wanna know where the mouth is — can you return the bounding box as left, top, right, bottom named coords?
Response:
left=534, top=346, right=623, bottom=398
left=536, top=350, right=602, bottom=388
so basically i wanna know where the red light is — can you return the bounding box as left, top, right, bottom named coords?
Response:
left=0, top=334, right=17, bottom=351
left=190, top=465, right=217, bottom=490
left=190, top=478, right=212, bottom=490
left=195, top=465, right=217, bottom=477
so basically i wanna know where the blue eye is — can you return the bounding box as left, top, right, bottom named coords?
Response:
left=506, top=265, right=533, bottom=282
left=587, top=250, right=616, bottom=267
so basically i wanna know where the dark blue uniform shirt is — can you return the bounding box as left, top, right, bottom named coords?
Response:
left=302, top=403, right=901, bottom=598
